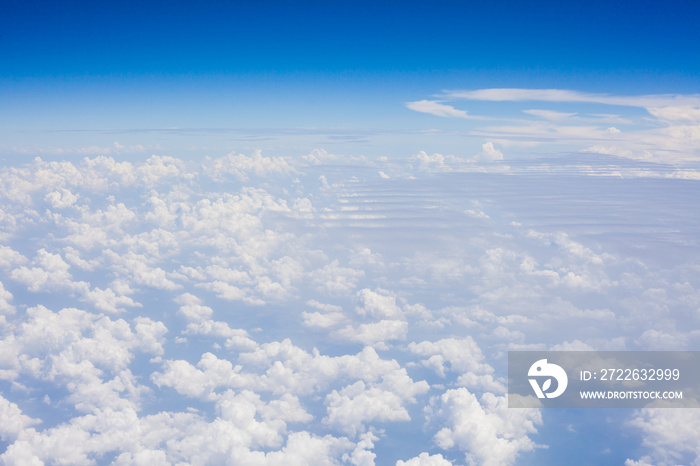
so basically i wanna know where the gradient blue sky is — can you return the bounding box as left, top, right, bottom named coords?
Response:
left=1, top=2, right=700, bottom=465
left=3, top=0, right=700, bottom=158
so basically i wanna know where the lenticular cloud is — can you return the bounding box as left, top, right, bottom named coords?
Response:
left=0, top=151, right=699, bottom=465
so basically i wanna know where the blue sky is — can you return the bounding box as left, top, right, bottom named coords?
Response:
left=3, top=0, right=700, bottom=157
left=1, top=1, right=700, bottom=465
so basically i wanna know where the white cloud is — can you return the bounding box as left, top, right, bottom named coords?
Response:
left=0, top=395, right=41, bottom=441
left=44, top=188, right=79, bottom=208
left=81, top=285, right=141, bottom=313
left=0, top=148, right=697, bottom=464
left=309, top=260, right=365, bottom=296
left=301, top=311, right=347, bottom=328
left=627, top=408, right=700, bottom=466
left=523, top=109, right=577, bottom=120
left=476, top=142, right=504, bottom=161
left=104, top=251, right=181, bottom=291
left=184, top=320, right=257, bottom=350
left=428, top=388, right=541, bottom=466
left=355, top=288, right=404, bottom=320
left=175, top=293, right=214, bottom=321
left=0, top=281, right=16, bottom=316
left=203, top=150, right=296, bottom=182
left=406, top=100, right=471, bottom=119
left=408, top=337, right=494, bottom=382
left=306, top=300, right=343, bottom=313
left=444, top=88, right=700, bottom=108
left=397, top=452, right=453, bottom=466
left=635, top=329, right=688, bottom=350
left=324, top=381, right=411, bottom=436
left=334, top=320, right=408, bottom=348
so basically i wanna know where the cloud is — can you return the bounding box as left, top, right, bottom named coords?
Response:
left=301, top=310, right=347, bottom=328
left=203, top=150, right=296, bottom=182
left=410, top=88, right=700, bottom=165
left=396, top=452, right=453, bottom=466
left=355, top=288, right=404, bottom=320
left=444, top=88, right=700, bottom=108
left=406, top=100, right=471, bottom=119
left=1, top=150, right=698, bottom=463
left=324, top=381, right=412, bottom=436
left=309, top=260, right=365, bottom=296
left=476, top=142, right=504, bottom=161
left=428, top=388, right=541, bottom=466
left=523, top=109, right=577, bottom=120
left=334, top=320, right=408, bottom=349
left=0, top=395, right=41, bottom=441
left=647, top=106, right=700, bottom=122
left=626, top=408, right=700, bottom=465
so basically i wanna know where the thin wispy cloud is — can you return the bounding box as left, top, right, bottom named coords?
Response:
left=405, top=100, right=473, bottom=119
left=443, top=88, right=700, bottom=109
left=402, top=88, right=700, bottom=166
left=523, top=109, right=578, bottom=121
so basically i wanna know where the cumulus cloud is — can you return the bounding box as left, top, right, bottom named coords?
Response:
left=0, top=395, right=41, bottom=441
left=309, top=260, right=365, bottom=296
left=334, top=320, right=408, bottom=348
left=396, top=452, right=453, bottom=466
left=0, top=149, right=697, bottom=464
left=428, top=388, right=541, bottom=466
left=626, top=408, right=700, bottom=465
left=203, top=150, right=296, bottom=182
left=476, top=142, right=504, bottom=161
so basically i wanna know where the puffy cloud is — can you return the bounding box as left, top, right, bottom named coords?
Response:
left=306, top=300, right=343, bottom=312
left=476, top=142, right=504, bottom=161
left=635, top=329, right=688, bottom=350
left=408, top=337, right=504, bottom=392
left=334, top=320, right=408, bottom=349
left=81, top=285, right=141, bottom=313
left=11, top=249, right=74, bottom=292
left=175, top=293, right=214, bottom=321
left=0, top=395, right=41, bottom=441
left=309, top=260, right=365, bottom=296
left=626, top=408, right=700, bottom=466
left=203, top=150, right=296, bottom=181
left=184, top=320, right=257, bottom=350
left=409, top=337, right=492, bottom=375
left=0, top=146, right=696, bottom=464
left=301, top=311, right=347, bottom=328
left=136, top=155, right=191, bottom=186
left=324, top=381, right=411, bottom=435
left=355, top=288, right=404, bottom=320
left=104, top=251, right=181, bottom=291
left=324, top=368, right=429, bottom=435
left=0, top=281, right=16, bottom=316
left=0, top=246, right=27, bottom=270
left=396, top=452, right=453, bottom=466
left=428, top=388, right=541, bottom=466
left=44, top=188, right=79, bottom=208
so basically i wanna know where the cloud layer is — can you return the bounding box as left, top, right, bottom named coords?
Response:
left=0, top=147, right=698, bottom=464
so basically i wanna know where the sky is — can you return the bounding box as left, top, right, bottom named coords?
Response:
left=1, top=1, right=700, bottom=465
